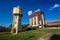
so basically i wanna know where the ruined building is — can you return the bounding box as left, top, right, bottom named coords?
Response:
left=30, top=9, right=45, bottom=28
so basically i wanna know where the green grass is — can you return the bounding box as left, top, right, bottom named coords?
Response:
left=0, top=29, right=60, bottom=40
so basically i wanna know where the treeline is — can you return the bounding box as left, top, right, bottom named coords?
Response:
left=0, top=26, right=11, bottom=32
left=0, top=24, right=37, bottom=32
left=0, top=24, right=29, bottom=32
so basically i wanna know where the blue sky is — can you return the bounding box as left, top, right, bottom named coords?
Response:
left=0, top=0, right=60, bottom=26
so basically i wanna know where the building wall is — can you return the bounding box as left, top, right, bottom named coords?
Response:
left=12, top=15, right=19, bottom=34
left=30, top=10, right=45, bottom=28
left=36, top=16, right=38, bottom=26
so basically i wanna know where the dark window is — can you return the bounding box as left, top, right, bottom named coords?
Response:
left=38, top=15, right=42, bottom=20
left=13, top=28, right=16, bottom=33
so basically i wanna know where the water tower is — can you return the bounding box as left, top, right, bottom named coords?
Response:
left=11, top=6, right=23, bottom=35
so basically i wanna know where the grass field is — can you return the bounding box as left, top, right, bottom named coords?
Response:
left=0, top=29, right=60, bottom=40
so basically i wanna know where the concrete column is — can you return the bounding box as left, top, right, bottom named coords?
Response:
left=35, top=16, right=36, bottom=25
left=36, top=16, right=38, bottom=26
left=32, top=17, right=35, bottom=26
left=42, top=14, right=45, bottom=28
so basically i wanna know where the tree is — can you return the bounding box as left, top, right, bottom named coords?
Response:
left=9, top=24, right=12, bottom=28
left=22, top=24, right=29, bottom=28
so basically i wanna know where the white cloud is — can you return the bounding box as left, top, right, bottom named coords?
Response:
left=49, top=4, right=60, bottom=10
left=28, top=11, right=32, bottom=16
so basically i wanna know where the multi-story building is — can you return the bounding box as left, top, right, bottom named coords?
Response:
left=30, top=9, right=45, bottom=28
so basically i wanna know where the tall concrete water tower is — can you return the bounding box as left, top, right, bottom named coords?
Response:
left=11, top=6, right=23, bottom=35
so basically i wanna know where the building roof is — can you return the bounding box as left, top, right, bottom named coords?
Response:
left=47, top=20, right=60, bottom=26
left=30, top=10, right=43, bottom=18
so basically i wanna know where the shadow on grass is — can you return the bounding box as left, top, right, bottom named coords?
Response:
left=50, top=34, right=60, bottom=40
